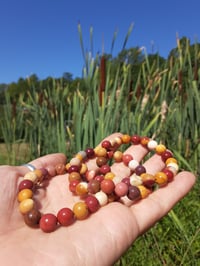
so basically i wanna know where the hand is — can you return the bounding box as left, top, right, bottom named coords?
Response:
left=0, top=133, right=196, bottom=266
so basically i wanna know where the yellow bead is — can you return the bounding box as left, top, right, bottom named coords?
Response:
left=166, top=157, right=178, bottom=165
left=155, top=172, right=168, bottom=185
left=79, top=163, right=88, bottom=175
left=104, top=172, right=115, bottom=180
left=75, top=182, right=88, bottom=196
left=75, top=153, right=83, bottom=161
left=137, top=185, right=151, bottom=198
left=95, top=147, right=107, bottom=157
left=155, top=144, right=166, bottom=154
left=113, top=151, right=123, bottom=162
left=121, top=134, right=131, bottom=144
left=65, top=163, right=71, bottom=171
left=19, top=199, right=34, bottom=214
left=23, top=171, right=38, bottom=183
left=17, top=189, right=33, bottom=202
left=73, top=202, right=89, bottom=220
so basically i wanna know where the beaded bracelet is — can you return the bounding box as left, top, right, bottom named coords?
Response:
left=17, top=134, right=179, bottom=233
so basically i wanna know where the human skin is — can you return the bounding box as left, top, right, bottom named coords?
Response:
left=0, top=133, right=196, bottom=266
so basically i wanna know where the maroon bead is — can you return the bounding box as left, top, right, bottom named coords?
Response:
left=24, top=209, right=41, bottom=227
left=162, top=168, right=174, bottom=182
left=57, top=208, right=74, bottom=226
left=135, top=165, right=146, bottom=175
left=68, top=165, right=80, bottom=173
left=101, top=140, right=112, bottom=150
left=99, top=164, right=111, bottom=174
left=131, top=135, right=141, bottom=144
left=127, top=185, right=141, bottom=200
left=88, top=179, right=101, bottom=194
left=85, top=195, right=100, bottom=213
left=18, top=179, right=34, bottom=191
left=39, top=213, right=58, bottom=233
left=161, top=150, right=173, bottom=162
left=94, top=175, right=104, bottom=183
left=85, top=148, right=95, bottom=158
left=122, top=177, right=131, bottom=186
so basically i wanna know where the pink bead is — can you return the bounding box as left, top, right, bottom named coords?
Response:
left=85, top=170, right=97, bottom=181
left=39, top=213, right=58, bottom=233
left=85, top=195, right=100, bottom=213
left=99, top=164, right=111, bottom=175
left=57, top=208, right=74, bottom=226
left=100, top=179, right=115, bottom=194
left=114, top=182, right=128, bottom=197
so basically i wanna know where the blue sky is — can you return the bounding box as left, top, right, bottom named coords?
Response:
left=1, top=0, right=200, bottom=84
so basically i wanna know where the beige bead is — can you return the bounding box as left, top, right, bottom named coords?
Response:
left=19, top=199, right=34, bottom=214
left=24, top=171, right=38, bottom=183
left=130, top=173, right=143, bottom=186
left=95, top=191, right=108, bottom=206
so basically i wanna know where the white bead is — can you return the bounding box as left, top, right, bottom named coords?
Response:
left=70, top=157, right=81, bottom=166
left=77, top=150, right=87, bottom=159
left=113, top=176, right=122, bottom=185
left=95, top=191, right=108, bottom=206
left=167, top=163, right=179, bottom=173
left=147, top=140, right=158, bottom=150
left=23, top=171, right=38, bottom=183
left=130, top=173, right=142, bottom=186
left=128, top=159, right=139, bottom=170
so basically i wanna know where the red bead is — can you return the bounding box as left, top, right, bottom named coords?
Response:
left=101, top=140, right=112, bottom=150
left=39, top=213, right=58, bottom=233
left=114, top=182, right=129, bottom=197
left=18, top=179, right=34, bottom=191
left=94, top=175, right=104, bottom=183
left=85, top=148, right=95, bottom=158
left=100, top=179, right=115, bottom=194
left=161, top=150, right=173, bottom=162
left=131, top=135, right=141, bottom=144
left=122, top=154, right=133, bottom=166
left=68, top=165, right=80, bottom=173
left=99, top=164, right=111, bottom=175
left=57, top=208, right=74, bottom=226
left=69, top=180, right=80, bottom=193
left=162, top=168, right=174, bottom=182
left=85, top=195, right=100, bottom=213
left=122, top=177, right=131, bottom=186
left=127, top=185, right=141, bottom=200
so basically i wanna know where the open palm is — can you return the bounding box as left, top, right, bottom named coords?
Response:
left=0, top=133, right=195, bottom=266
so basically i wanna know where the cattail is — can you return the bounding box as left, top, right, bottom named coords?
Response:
left=141, top=94, right=149, bottom=111
left=99, top=56, right=106, bottom=106
left=161, top=100, right=168, bottom=122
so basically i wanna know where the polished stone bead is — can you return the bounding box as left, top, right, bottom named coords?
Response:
left=101, top=140, right=112, bottom=150
left=39, top=213, right=58, bottom=233
left=88, top=179, right=101, bottom=194
left=100, top=179, right=115, bottom=194
left=57, top=208, right=74, bottom=226
left=19, top=199, right=34, bottom=214
left=18, top=189, right=33, bottom=202
left=55, top=163, right=66, bottom=175
left=127, top=185, right=141, bottom=201
left=131, top=135, right=141, bottom=144
left=96, top=156, right=108, bottom=167
left=24, top=209, right=41, bottom=227
left=114, top=182, right=129, bottom=197
left=135, top=165, right=146, bottom=176
left=18, top=179, right=33, bottom=191
left=99, top=164, right=111, bottom=174
left=73, top=202, right=89, bottom=220
left=122, top=154, right=133, bottom=166
left=85, top=195, right=100, bottom=213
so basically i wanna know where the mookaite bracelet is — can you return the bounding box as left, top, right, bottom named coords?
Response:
left=17, top=134, right=179, bottom=233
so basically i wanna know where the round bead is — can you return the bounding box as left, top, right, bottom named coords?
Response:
left=79, top=163, right=88, bottom=175
left=85, top=195, right=100, bottom=213
left=166, top=157, right=178, bottom=165
left=155, top=172, right=168, bottom=185
left=131, top=135, right=141, bottom=144
left=17, top=189, right=33, bottom=202
left=99, top=164, right=111, bottom=174
left=104, top=172, right=115, bottom=180
left=95, top=147, right=107, bottom=157
left=73, top=202, right=89, bottom=220
left=147, top=139, right=158, bottom=150
left=69, top=180, right=80, bottom=193
left=18, top=179, right=34, bottom=191
left=77, top=150, right=87, bottom=160
left=23, top=171, right=38, bottom=183
left=55, top=163, right=66, bottom=175
left=85, top=148, right=95, bottom=158
left=135, top=165, right=146, bottom=175
left=161, top=150, right=173, bottom=161
left=19, top=198, right=34, bottom=214
left=121, top=134, right=131, bottom=144
left=70, top=157, right=81, bottom=166
left=94, top=175, right=104, bottom=183
left=100, top=179, right=115, bottom=194
left=127, top=185, right=141, bottom=201
left=140, top=136, right=149, bottom=146
left=85, top=170, right=97, bottom=181
left=122, top=177, right=131, bottom=186
left=39, top=213, right=58, bottom=233
left=114, top=182, right=129, bottom=197
left=155, top=144, right=166, bottom=154
left=24, top=209, right=41, bottom=227
left=167, top=162, right=179, bottom=172
left=162, top=168, right=174, bottom=182
left=128, top=159, right=139, bottom=171
left=122, top=154, right=133, bottom=166
left=113, top=151, right=123, bottom=162
left=75, top=182, right=88, bottom=196
left=34, top=169, right=44, bottom=181
left=57, top=208, right=74, bottom=226
left=68, top=165, right=80, bottom=173
left=101, top=140, right=112, bottom=150
left=96, top=156, right=108, bottom=167
left=68, top=172, right=81, bottom=182
left=88, top=179, right=101, bottom=194
left=95, top=191, right=108, bottom=206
